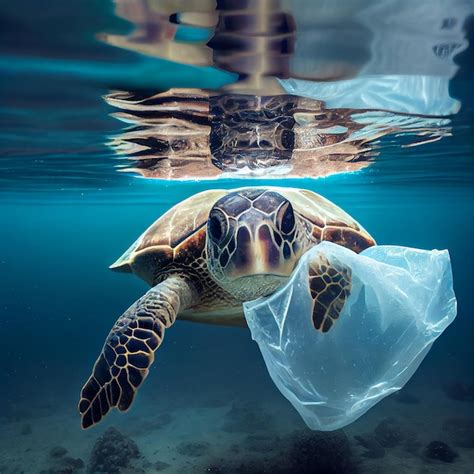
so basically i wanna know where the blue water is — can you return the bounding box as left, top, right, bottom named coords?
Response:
left=1, top=1, right=474, bottom=473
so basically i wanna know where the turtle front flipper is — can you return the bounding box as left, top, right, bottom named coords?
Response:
left=308, top=252, right=352, bottom=333
left=79, top=276, right=197, bottom=429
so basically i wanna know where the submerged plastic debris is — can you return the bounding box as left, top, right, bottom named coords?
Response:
left=244, top=241, right=457, bottom=431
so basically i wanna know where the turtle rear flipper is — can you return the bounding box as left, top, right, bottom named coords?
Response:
left=308, top=253, right=352, bottom=333
left=79, top=276, right=197, bottom=429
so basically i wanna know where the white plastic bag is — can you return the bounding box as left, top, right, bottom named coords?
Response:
left=243, top=242, right=457, bottom=431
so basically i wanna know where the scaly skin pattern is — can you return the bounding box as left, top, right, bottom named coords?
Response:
left=79, top=276, right=197, bottom=429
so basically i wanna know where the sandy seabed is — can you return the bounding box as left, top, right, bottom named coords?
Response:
left=0, top=374, right=473, bottom=474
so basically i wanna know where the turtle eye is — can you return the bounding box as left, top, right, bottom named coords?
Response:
left=277, top=202, right=295, bottom=235
left=208, top=209, right=228, bottom=244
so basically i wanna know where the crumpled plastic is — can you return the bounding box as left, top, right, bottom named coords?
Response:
left=243, top=241, right=457, bottom=431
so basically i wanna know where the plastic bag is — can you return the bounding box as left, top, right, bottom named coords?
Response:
left=243, top=242, right=457, bottom=431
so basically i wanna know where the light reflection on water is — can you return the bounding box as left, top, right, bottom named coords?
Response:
left=100, top=0, right=466, bottom=180
left=1, top=0, right=473, bottom=193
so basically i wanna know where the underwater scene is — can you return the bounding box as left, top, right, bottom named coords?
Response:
left=1, top=0, right=474, bottom=473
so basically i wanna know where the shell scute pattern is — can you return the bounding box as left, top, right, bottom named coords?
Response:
left=135, top=189, right=227, bottom=251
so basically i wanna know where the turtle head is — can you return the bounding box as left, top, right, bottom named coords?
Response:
left=206, top=189, right=307, bottom=301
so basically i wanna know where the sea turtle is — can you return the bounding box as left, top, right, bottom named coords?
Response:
left=79, top=187, right=375, bottom=429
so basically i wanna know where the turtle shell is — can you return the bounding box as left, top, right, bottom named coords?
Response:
left=110, top=189, right=227, bottom=285
left=110, top=187, right=374, bottom=286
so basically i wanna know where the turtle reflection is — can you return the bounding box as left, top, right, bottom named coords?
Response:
left=106, top=89, right=381, bottom=178
left=102, top=0, right=455, bottom=179
left=106, top=88, right=450, bottom=179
